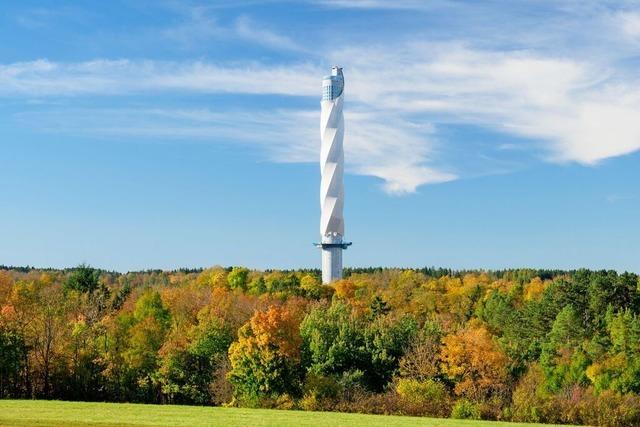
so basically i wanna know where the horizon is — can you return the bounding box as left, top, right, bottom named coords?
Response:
left=2, top=263, right=638, bottom=277
left=1, top=1, right=639, bottom=272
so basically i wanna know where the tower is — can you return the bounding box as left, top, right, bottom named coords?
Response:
left=315, top=66, right=351, bottom=284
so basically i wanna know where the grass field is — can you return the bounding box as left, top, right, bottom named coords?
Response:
left=0, top=400, right=563, bottom=427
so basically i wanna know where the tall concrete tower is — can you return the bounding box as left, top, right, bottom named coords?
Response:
left=316, top=66, right=351, bottom=284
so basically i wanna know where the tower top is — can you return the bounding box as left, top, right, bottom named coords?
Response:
left=323, top=66, right=343, bottom=81
left=322, top=66, right=344, bottom=101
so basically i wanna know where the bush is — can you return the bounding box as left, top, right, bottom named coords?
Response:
left=510, top=364, right=548, bottom=423
left=573, top=389, right=640, bottom=427
left=396, top=378, right=450, bottom=417
left=303, top=372, right=340, bottom=400
left=332, top=389, right=401, bottom=415
left=451, top=399, right=482, bottom=420
left=300, top=393, right=321, bottom=411
left=510, top=382, right=640, bottom=427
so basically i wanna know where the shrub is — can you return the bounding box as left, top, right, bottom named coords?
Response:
left=451, top=399, right=482, bottom=420
left=274, top=393, right=296, bottom=410
left=510, top=364, right=549, bottom=423
left=574, top=389, right=640, bottom=427
left=396, top=378, right=450, bottom=416
left=332, top=389, right=400, bottom=415
left=303, top=372, right=340, bottom=400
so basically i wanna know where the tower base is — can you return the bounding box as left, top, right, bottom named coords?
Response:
left=314, top=237, right=352, bottom=284
left=322, top=246, right=342, bottom=284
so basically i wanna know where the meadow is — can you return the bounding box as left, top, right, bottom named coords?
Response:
left=0, top=400, right=557, bottom=427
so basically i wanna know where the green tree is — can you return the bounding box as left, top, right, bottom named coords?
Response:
left=157, top=314, right=233, bottom=404
left=227, top=267, right=249, bottom=291
left=364, top=314, right=417, bottom=389
left=587, top=309, right=640, bottom=393
left=540, top=305, right=590, bottom=391
left=300, top=301, right=368, bottom=379
left=300, top=300, right=416, bottom=391
left=115, top=290, right=172, bottom=401
left=64, top=264, right=100, bottom=294
left=300, top=275, right=323, bottom=300
left=0, top=328, right=26, bottom=398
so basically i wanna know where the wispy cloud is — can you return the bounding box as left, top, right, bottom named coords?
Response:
left=4, top=36, right=640, bottom=192
left=332, top=42, right=640, bottom=165
left=0, top=59, right=318, bottom=97
left=616, top=11, right=640, bottom=39
left=161, top=6, right=221, bottom=45
left=606, top=193, right=636, bottom=204
left=313, top=0, right=447, bottom=10
left=5, top=1, right=640, bottom=195
left=234, top=15, right=305, bottom=52
left=14, top=7, right=83, bottom=29
left=13, top=106, right=453, bottom=194
left=162, top=7, right=303, bottom=52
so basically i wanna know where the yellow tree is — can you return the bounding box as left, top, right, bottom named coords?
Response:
left=227, top=306, right=303, bottom=401
left=440, top=323, right=510, bottom=400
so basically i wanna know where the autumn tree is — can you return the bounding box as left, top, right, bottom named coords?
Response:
left=440, top=323, right=510, bottom=400
left=228, top=306, right=303, bottom=403
left=300, top=274, right=324, bottom=300
left=399, top=320, right=443, bottom=381
left=107, top=290, right=172, bottom=401
left=157, top=310, right=233, bottom=404
left=29, top=283, right=69, bottom=397
left=126, top=291, right=171, bottom=369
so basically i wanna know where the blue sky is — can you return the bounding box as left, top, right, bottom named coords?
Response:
left=1, top=0, right=639, bottom=272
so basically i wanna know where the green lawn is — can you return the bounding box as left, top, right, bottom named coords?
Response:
left=0, top=400, right=564, bottom=427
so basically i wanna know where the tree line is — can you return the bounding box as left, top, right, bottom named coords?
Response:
left=1, top=265, right=640, bottom=425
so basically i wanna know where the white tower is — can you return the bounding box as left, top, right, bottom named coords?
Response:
left=315, top=66, right=351, bottom=284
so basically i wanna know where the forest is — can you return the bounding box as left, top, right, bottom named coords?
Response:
left=1, top=265, right=639, bottom=426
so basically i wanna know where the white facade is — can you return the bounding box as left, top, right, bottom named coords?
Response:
left=319, top=66, right=349, bottom=284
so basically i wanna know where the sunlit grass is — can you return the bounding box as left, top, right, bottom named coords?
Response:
left=0, top=399, right=564, bottom=426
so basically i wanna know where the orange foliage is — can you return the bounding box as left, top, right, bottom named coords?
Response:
left=0, top=271, right=15, bottom=308
left=249, top=306, right=302, bottom=359
left=228, top=304, right=305, bottom=396
left=440, top=324, right=510, bottom=400
left=160, top=282, right=209, bottom=327
left=205, top=286, right=261, bottom=329
left=1, top=304, right=16, bottom=319
left=333, top=279, right=356, bottom=300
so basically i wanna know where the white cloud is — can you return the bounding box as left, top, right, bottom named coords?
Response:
left=14, top=106, right=453, bottom=194
left=234, top=15, right=305, bottom=52
left=313, top=0, right=447, bottom=10
left=331, top=42, right=640, bottom=166
left=616, top=11, right=640, bottom=38
left=162, top=7, right=303, bottom=52
left=4, top=37, right=640, bottom=193
left=162, top=6, right=221, bottom=44
left=0, top=59, right=318, bottom=97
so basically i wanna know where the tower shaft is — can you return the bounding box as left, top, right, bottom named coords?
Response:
left=317, top=66, right=350, bottom=284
